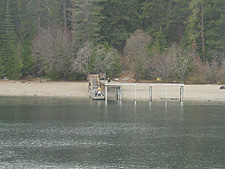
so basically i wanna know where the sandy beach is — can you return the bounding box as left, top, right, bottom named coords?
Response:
left=0, top=80, right=225, bottom=101
left=0, top=81, right=89, bottom=98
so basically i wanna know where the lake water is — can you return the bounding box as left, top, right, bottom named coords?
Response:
left=0, top=97, right=224, bottom=169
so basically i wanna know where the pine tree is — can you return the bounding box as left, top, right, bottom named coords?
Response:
left=141, top=0, right=190, bottom=46
left=205, top=0, right=225, bottom=54
left=154, top=29, right=167, bottom=52
left=99, top=0, right=142, bottom=51
left=184, top=0, right=225, bottom=59
left=69, top=0, right=105, bottom=76
left=69, top=0, right=105, bottom=46
left=0, top=2, right=22, bottom=79
left=0, top=56, right=5, bottom=78
left=185, top=0, right=206, bottom=52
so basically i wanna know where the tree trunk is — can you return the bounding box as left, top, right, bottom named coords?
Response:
left=178, top=21, right=184, bottom=41
left=63, top=0, right=68, bottom=42
left=200, top=3, right=205, bottom=52
left=36, top=0, right=41, bottom=34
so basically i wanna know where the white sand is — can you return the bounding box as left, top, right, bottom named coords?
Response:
left=0, top=81, right=225, bottom=101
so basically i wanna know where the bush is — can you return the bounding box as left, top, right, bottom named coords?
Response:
left=186, top=73, right=208, bottom=84
left=189, top=57, right=225, bottom=84
left=147, top=43, right=191, bottom=82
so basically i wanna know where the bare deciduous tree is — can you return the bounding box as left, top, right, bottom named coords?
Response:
left=32, top=25, right=72, bottom=76
left=149, top=43, right=191, bottom=82
left=201, top=58, right=225, bottom=83
left=71, top=41, right=92, bottom=76
left=93, top=45, right=118, bottom=74
left=123, top=29, right=151, bottom=81
left=71, top=41, right=120, bottom=76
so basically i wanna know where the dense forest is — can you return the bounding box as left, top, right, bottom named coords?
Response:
left=0, top=0, right=224, bottom=83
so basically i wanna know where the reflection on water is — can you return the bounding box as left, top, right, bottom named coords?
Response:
left=0, top=96, right=225, bottom=168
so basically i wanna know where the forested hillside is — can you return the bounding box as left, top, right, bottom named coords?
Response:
left=0, top=0, right=224, bottom=83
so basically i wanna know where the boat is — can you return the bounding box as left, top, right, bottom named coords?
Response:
left=88, top=74, right=105, bottom=100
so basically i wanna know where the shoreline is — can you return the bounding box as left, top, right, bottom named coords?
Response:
left=0, top=81, right=225, bottom=101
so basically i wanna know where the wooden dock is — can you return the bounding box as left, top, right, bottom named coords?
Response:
left=100, top=81, right=184, bottom=101
left=88, top=74, right=105, bottom=100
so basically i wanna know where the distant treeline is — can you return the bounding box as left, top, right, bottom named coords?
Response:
left=0, top=0, right=224, bottom=83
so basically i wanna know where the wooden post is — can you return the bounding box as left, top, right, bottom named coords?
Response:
left=105, top=86, right=108, bottom=101
left=118, top=87, right=121, bottom=100
left=180, top=86, right=184, bottom=101
left=182, top=86, right=184, bottom=101
left=120, top=86, right=123, bottom=100
left=165, top=84, right=168, bottom=99
left=134, top=87, right=137, bottom=100
left=149, top=86, right=152, bottom=101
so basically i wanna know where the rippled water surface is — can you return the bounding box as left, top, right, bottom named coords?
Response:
left=0, top=97, right=224, bottom=168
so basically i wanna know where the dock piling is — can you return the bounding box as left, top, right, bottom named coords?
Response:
left=180, top=86, right=184, bottom=101
left=134, top=87, right=137, bottom=100
left=105, top=86, right=108, bottom=101
left=149, top=86, right=152, bottom=101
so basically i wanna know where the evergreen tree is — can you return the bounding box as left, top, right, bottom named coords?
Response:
left=205, top=0, right=225, bottom=54
left=141, top=0, right=169, bottom=31
left=165, top=0, right=190, bottom=43
left=69, top=0, right=104, bottom=46
left=27, top=0, right=63, bottom=33
left=141, top=0, right=189, bottom=46
left=0, top=2, right=22, bottom=79
left=14, top=0, right=36, bottom=77
left=184, top=0, right=206, bottom=53
left=183, top=0, right=225, bottom=59
left=0, top=0, right=7, bottom=50
left=99, top=0, right=143, bottom=51
left=69, top=0, right=105, bottom=77
left=0, top=56, right=5, bottom=78
left=154, top=29, right=167, bottom=52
